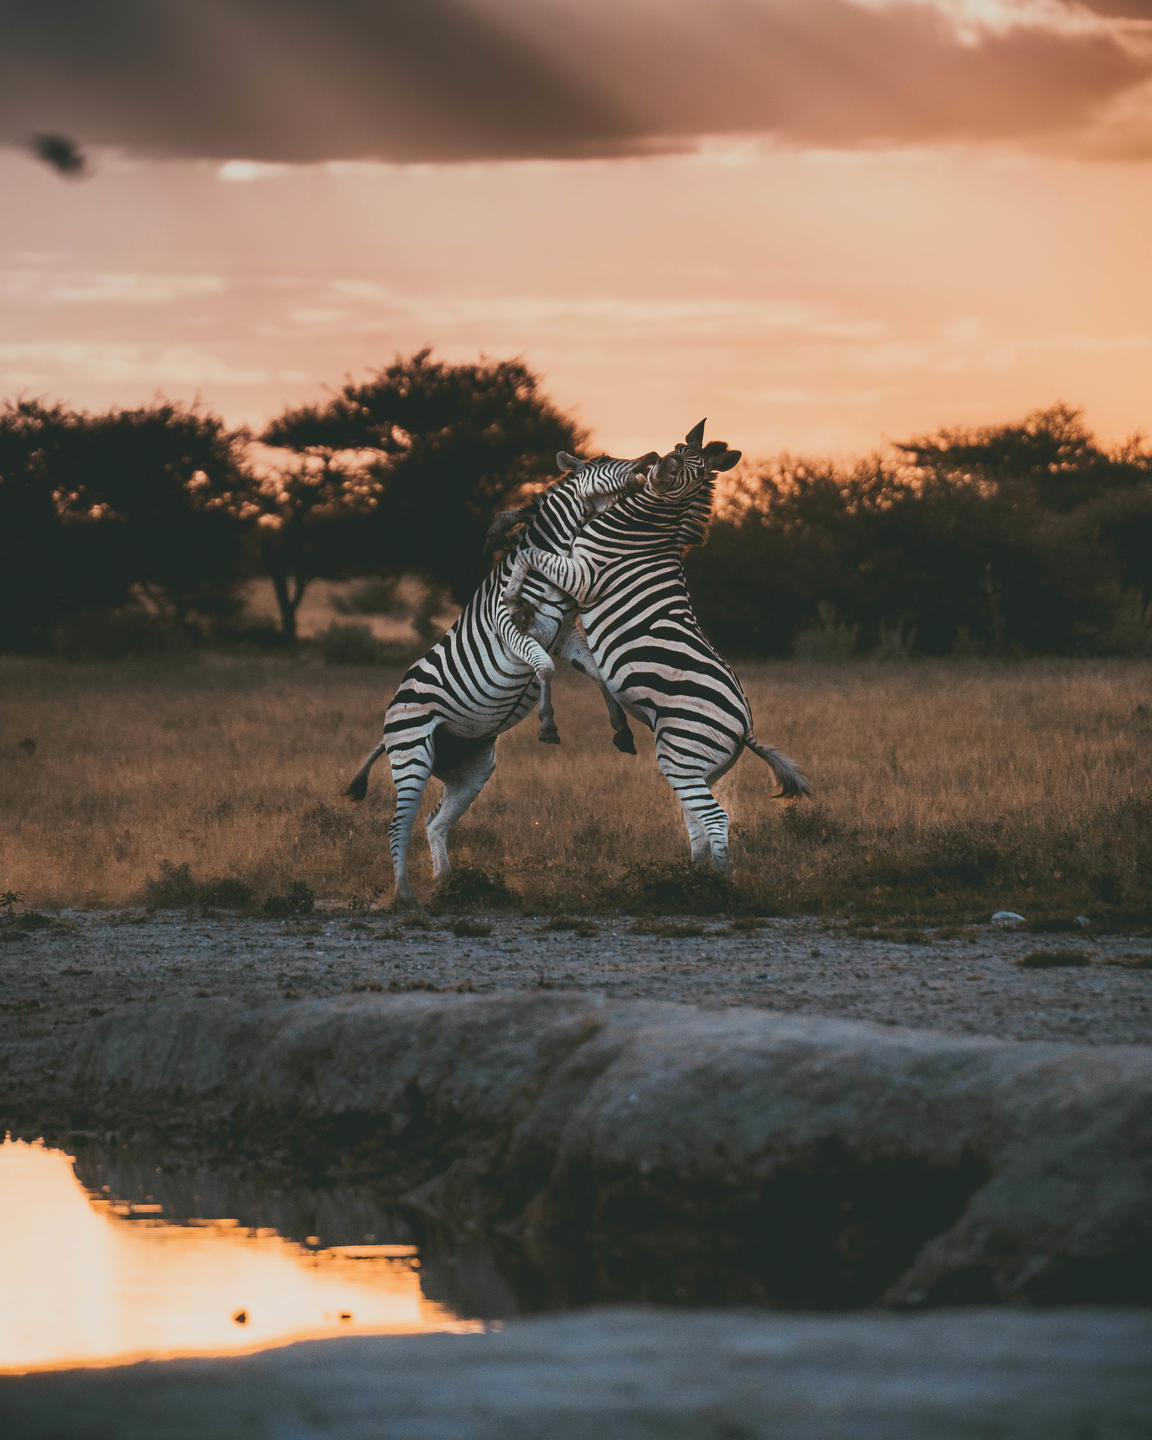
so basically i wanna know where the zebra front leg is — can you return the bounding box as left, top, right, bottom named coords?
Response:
left=496, top=605, right=560, bottom=743
left=385, top=733, right=437, bottom=905
left=503, top=548, right=592, bottom=610
left=556, top=623, right=637, bottom=754
left=427, top=736, right=497, bottom=884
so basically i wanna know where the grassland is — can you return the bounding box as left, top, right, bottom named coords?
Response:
left=1, top=656, right=1149, bottom=923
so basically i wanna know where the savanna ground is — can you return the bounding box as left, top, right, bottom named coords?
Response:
left=2, top=654, right=1149, bottom=920
left=1, top=654, right=1150, bottom=1052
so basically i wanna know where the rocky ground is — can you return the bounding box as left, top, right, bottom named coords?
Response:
left=2, top=907, right=1150, bottom=1049
left=7, top=1308, right=1152, bottom=1440
left=4, top=910, right=1151, bottom=1435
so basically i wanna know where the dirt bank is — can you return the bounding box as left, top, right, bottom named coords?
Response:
left=6, top=987, right=1152, bottom=1307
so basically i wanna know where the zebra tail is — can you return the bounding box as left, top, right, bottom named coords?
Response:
left=744, top=734, right=810, bottom=799
left=345, top=740, right=388, bottom=802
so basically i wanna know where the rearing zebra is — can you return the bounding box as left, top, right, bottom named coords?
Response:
left=345, top=450, right=656, bottom=905
left=504, top=421, right=809, bottom=872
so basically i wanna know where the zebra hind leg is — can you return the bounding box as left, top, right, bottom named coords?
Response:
left=657, top=754, right=732, bottom=873
left=426, top=734, right=498, bottom=884
left=386, top=734, right=437, bottom=906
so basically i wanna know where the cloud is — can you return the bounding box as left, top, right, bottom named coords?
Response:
left=0, top=269, right=229, bottom=304
left=1, top=1, right=1151, bottom=165
left=0, top=341, right=282, bottom=388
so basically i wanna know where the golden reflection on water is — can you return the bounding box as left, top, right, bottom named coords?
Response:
left=0, top=1139, right=481, bottom=1374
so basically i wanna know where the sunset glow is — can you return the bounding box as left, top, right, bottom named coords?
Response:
left=1, top=1, right=1150, bottom=458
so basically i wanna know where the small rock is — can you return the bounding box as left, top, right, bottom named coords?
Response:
left=991, top=911, right=1026, bottom=929
left=1074, top=915, right=1092, bottom=928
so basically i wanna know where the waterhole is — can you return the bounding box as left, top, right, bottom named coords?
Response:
left=2, top=1123, right=994, bottom=1375
left=0, top=1139, right=482, bottom=1374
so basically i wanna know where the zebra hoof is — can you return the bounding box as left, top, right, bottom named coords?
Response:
left=612, top=730, right=637, bottom=755
left=539, top=726, right=561, bottom=745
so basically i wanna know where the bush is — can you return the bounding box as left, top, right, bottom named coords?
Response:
left=142, top=860, right=200, bottom=908
left=330, top=578, right=402, bottom=616
left=430, top=866, right=518, bottom=913
left=52, top=610, right=199, bottom=661
left=317, top=622, right=391, bottom=665
left=262, top=880, right=315, bottom=917
left=792, top=603, right=859, bottom=662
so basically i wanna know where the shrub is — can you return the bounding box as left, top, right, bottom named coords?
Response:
left=792, top=603, right=860, bottom=662
left=143, top=860, right=199, bottom=908
left=1015, top=949, right=1092, bottom=968
left=430, top=866, right=518, bottom=913
left=262, top=880, right=315, bottom=917
left=317, top=622, right=390, bottom=666
left=606, top=863, right=739, bottom=916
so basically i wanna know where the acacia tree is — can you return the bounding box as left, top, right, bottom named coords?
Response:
left=0, top=399, right=73, bottom=650
left=48, top=401, right=247, bottom=631
left=252, top=404, right=382, bottom=642
left=0, top=398, right=247, bottom=650
left=260, top=350, right=586, bottom=610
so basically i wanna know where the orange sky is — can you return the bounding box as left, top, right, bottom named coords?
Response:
left=2, top=1, right=1151, bottom=459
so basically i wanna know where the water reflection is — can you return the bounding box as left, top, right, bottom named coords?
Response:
left=0, top=1140, right=481, bottom=1374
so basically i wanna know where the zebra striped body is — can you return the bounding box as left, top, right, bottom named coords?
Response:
left=346, top=455, right=648, bottom=904
left=505, top=431, right=808, bottom=871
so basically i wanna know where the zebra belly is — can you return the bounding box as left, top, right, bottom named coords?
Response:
left=582, top=611, right=752, bottom=762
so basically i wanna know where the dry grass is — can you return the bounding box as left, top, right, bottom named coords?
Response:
left=1, top=655, right=1150, bottom=922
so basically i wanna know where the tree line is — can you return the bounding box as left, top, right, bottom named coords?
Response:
left=690, top=402, right=1152, bottom=657
left=2, top=350, right=1150, bottom=659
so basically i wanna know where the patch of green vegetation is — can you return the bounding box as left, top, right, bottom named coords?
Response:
left=1015, top=949, right=1093, bottom=969
left=1100, top=953, right=1152, bottom=970
left=143, top=861, right=323, bottom=918
left=844, top=925, right=930, bottom=945
left=452, top=918, right=493, bottom=938
left=261, top=880, right=315, bottom=918
left=629, top=919, right=710, bottom=939
left=429, top=866, right=519, bottom=914
left=142, top=861, right=199, bottom=909
left=605, top=864, right=741, bottom=917
left=536, top=916, right=599, bottom=937
left=198, top=876, right=256, bottom=909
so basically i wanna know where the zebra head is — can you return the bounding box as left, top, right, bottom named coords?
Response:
left=556, top=450, right=660, bottom=514
left=648, top=420, right=742, bottom=503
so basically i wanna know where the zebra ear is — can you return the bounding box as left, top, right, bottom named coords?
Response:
left=711, top=449, right=742, bottom=473
left=556, top=451, right=583, bottom=474
left=703, top=441, right=741, bottom=472
left=684, top=419, right=707, bottom=448
left=631, top=450, right=659, bottom=474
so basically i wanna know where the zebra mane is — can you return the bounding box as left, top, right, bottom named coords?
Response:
left=483, top=491, right=548, bottom=555
left=677, top=475, right=716, bottom=550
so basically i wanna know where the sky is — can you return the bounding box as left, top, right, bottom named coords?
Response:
left=2, top=0, right=1151, bottom=459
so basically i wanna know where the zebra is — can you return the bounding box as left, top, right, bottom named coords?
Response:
left=503, top=420, right=810, bottom=873
left=344, top=450, right=657, bottom=905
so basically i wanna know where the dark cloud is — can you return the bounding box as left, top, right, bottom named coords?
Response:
left=1, top=0, right=1149, bottom=164
left=1073, top=2, right=1152, bottom=17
